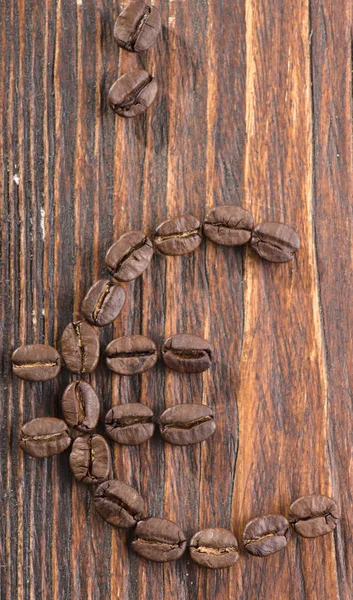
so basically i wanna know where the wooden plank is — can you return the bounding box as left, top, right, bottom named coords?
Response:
left=1, top=0, right=352, bottom=598
left=230, top=0, right=341, bottom=598
left=311, top=0, right=353, bottom=598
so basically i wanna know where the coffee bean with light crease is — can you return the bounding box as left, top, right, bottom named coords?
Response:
left=60, top=320, right=100, bottom=374
left=81, top=279, right=125, bottom=327
left=105, top=230, right=154, bottom=281
left=154, top=215, right=202, bottom=255
left=162, top=334, right=212, bottom=373
left=62, top=381, right=100, bottom=433
left=69, top=434, right=112, bottom=485
left=19, top=417, right=71, bottom=458
left=132, top=517, right=187, bottom=562
left=105, top=335, right=157, bottom=375
left=114, top=0, right=161, bottom=53
left=94, top=480, right=144, bottom=528
left=12, top=344, right=61, bottom=381
left=203, top=205, right=254, bottom=246
left=159, top=404, right=215, bottom=445
left=242, top=514, right=290, bottom=557
left=288, top=494, right=339, bottom=538
left=108, top=70, right=157, bottom=118
left=189, top=528, right=239, bottom=569
left=250, top=222, right=300, bottom=263
left=105, top=403, right=154, bottom=445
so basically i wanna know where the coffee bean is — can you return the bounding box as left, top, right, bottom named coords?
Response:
left=250, top=222, right=300, bottom=263
left=19, top=417, right=71, bottom=458
left=203, top=205, right=254, bottom=246
left=62, top=381, right=100, bottom=433
left=12, top=344, right=61, bottom=382
left=114, top=0, right=161, bottom=53
left=189, top=528, right=239, bottom=569
left=288, top=494, right=339, bottom=538
left=105, top=335, right=157, bottom=375
left=60, top=321, right=100, bottom=374
left=94, top=480, right=144, bottom=528
left=154, top=215, right=202, bottom=255
left=159, top=404, right=215, bottom=446
left=105, top=403, right=154, bottom=445
left=242, top=514, right=290, bottom=557
left=105, top=230, right=154, bottom=281
left=108, top=70, right=157, bottom=118
left=132, top=517, right=187, bottom=562
left=162, top=334, right=212, bottom=373
left=81, top=279, right=125, bottom=327
left=69, top=434, right=112, bottom=484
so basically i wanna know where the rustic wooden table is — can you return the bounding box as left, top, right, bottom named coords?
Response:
left=1, top=0, right=352, bottom=598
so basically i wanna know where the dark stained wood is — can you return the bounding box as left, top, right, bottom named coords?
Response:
left=1, top=0, right=352, bottom=598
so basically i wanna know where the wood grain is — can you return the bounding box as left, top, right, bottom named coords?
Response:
left=1, top=0, right=352, bottom=598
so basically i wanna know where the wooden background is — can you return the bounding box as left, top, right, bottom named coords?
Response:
left=1, top=0, right=352, bottom=598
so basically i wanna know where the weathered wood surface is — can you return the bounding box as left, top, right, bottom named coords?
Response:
left=1, top=0, right=352, bottom=598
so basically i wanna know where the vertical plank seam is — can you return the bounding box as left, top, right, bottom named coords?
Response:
left=16, top=0, right=26, bottom=595
left=27, top=0, right=38, bottom=596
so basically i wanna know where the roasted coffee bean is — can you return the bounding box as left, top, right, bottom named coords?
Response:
left=250, top=222, right=300, bottom=263
left=60, top=320, right=100, bottom=374
left=242, top=514, right=290, bottom=557
left=159, top=404, right=215, bottom=446
left=81, top=279, right=125, bottom=327
left=19, top=417, right=71, bottom=458
left=154, top=215, right=202, bottom=255
left=105, top=230, right=154, bottom=281
left=69, top=434, right=112, bottom=484
left=114, top=0, right=161, bottom=53
left=132, top=517, right=187, bottom=562
left=94, top=480, right=144, bottom=528
left=162, top=334, right=212, bottom=373
left=108, top=70, right=157, bottom=118
left=12, top=344, right=61, bottom=381
left=288, top=494, right=339, bottom=538
left=105, top=403, right=154, bottom=445
left=203, top=205, right=254, bottom=246
left=62, top=381, right=100, bottom=433
left=105, top=335, right=157, bottom=375
left=189, top=528, right=239, bottom=569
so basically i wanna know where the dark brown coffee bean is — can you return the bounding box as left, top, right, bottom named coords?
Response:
left=105, top=230, right=154, bottom=281
left=159, top=404, right=215, bottom=446
left=250, top=222, right=300, bottom=263
left=105, top=403, right=154, bottom=445
left=162, top=334, right=212, bottom=373
left=105, top=335, right=157, bottom=375
left=132, top=517, right=187, bottom=562
left=108, top=70, right=157, bottom=118
left=12, top=344, right=61, bottom=381
left=60, top=321, right=100, bottom=374
left=203, top=205, right=254, bottom=246
left=154, top=215, right=202, bottom=255
left=288, top=494, right=339, bottom=538
left=19, top=417, right=71, bottom=458
left=242, top=514, right=290, bottom=557
left=81, top=279, right=125, bottom=327
left=189, top=528, right=239, bottom=569
left=62, top=381, right=100, bottom=433
left=94, top=480, right=144, bottom=528
left=114, top=0, right=161, bottom=53
left=69, top=434, right=112, bottom=485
